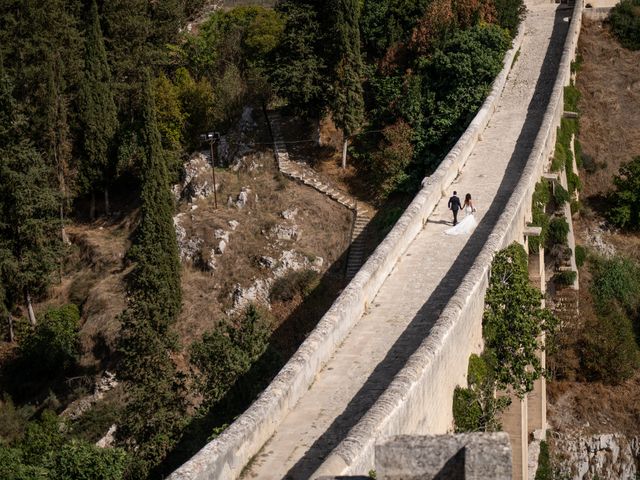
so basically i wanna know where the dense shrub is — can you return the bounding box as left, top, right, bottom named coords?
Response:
left=270, top=269, right=320, bottom=302
left=190, top=306, right=272, bottom=406
left=579, top=307, right=640, bottom=384
left=608, top=0, right=640, bottom=50
left=552, top=183, right=570, bottom=206
left=535, top=441, right=551, bottom=480
left=574, top=245, right=586, bottom=268
left=554, top=270, right=577, bottom=287
left=16, top=304, right=80, bottom=381
left=0, top=410, right=127, bottom=480
left=589, top=255, right=640, bottom=314
left=608, top=156, right=640, bottom=230
left=564, top=84, right=580, bottom=112
left=547, top=217, right=569, bottom=247
left=494, top=0, right=527, bottom=36
left=575, top=255, right=640, bottom=384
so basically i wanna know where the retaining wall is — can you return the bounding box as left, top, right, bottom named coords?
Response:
left=169, top=22, right=525, bottom=480
left=313, top=2, right=584, bottom=476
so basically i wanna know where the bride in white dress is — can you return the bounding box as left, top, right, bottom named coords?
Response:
left=445, top=193, right=477, bottom=236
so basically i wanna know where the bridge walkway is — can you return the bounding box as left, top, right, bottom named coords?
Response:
left=240, top=3, right=569, bottom=479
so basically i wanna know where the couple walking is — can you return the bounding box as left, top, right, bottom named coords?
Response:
left=445, top=191, right=477, bottom=236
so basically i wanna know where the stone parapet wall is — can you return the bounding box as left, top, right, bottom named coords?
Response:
left=312, top=2, right=584, bottom=476
left=168, top=21, right=526, bottom=480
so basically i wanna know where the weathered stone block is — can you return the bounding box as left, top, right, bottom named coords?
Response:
left=375, top=433, right=512, bottom=480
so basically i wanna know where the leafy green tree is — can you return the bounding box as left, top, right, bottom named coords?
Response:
left=325, top=0, right=365, bottom=168
left=417, top=24, right=510, bottom=158
left=360, top=0, right=431, bottom=58
left=153, top=74, right=186, bottom=152
left=77, top=0, right=118, bottom=218
left=152, top=73, right=186, bottom=179
left=0, top=0, right=83, bottom=139
left=483, top=243, right=557, bottom=397
left=0, top=68, right=61, bottom=327
left=370, top=120, right=414, bottom=200
left=608, top=156, right=640, bottom=230
left=174, top=68, right=215, bottom=149
left=453, top=353, right=510, bottom=432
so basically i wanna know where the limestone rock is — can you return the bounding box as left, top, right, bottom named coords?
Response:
left=585, top=223, right=616, bottom=258
left=236, top=187, right=251, bottom=209
left=228, top=220, right=240, bottom=231
left=214, top=229, right=230, bottom=243
left=174, top=214, right=203, bottom=261
left=258, top=256, right=277, bottom=269
left=174, top=153, right=220, bottom=202
left=271, top=223, right=301, bottom=241
left=552, top=433, right=640, bottom=480
left=215, top=240, right=227, bottom=255
left=230, top=278, right=272, bottom=313
left=203, top=249, right=217, bottom=271
left=61, top=371, right=119, bottom=421
left=96, top=424, right=117, bottom=449
left=281, top=208, right=298, bottom=220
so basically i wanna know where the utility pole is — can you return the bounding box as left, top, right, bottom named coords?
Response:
left=200, top=131, right=220, bottom=209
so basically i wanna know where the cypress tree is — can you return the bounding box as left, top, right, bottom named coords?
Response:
left=117, top=75, right=184, bottom=476
left=0, top=67, right=61, bottom=327
left=325, top=0, right=365, bottom=168
left=127, top=73, right=182, bottom=331
left=77, top=0, right=118, bottom=218
left=44, top=53, right=72, bottom=245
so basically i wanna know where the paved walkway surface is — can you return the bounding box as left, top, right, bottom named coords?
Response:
left=241, top=4, right=569, bottom=479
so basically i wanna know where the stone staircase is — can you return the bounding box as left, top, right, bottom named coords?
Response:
left=266, top=111, right=372, bottom=278
left=346, top=214, right=370, bottom=279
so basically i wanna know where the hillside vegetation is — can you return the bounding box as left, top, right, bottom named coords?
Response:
left=548, top=16, right=640, bottom=447
left=0, top=0, right=524, bottom=477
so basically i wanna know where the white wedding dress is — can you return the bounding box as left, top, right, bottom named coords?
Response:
left=445, top=206, right=477, bottom=236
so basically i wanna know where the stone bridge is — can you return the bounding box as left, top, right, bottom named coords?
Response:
left=170, top=0, right=584, bottom=478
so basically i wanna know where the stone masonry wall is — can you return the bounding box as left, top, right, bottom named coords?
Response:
left=168, top=20, right=526, bottom=480
left=312, top=2, right=584, bottom=476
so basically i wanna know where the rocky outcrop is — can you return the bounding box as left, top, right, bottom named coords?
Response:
left=552, top=433, right=640, bottom=480
left=228, top=250, right=324, bottom=314
left=61, top=371, right=119, bottom=421
left=173, top=153, right=219, bottom=202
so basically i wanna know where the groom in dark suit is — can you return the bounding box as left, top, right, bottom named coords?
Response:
left=448, top=191, right=461, bottom=226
